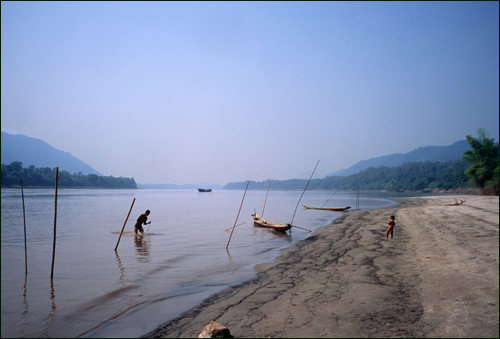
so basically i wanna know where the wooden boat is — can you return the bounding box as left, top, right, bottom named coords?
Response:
left=251, top=212, right=292, bottom=232
left=302, top=205, right=351, bottom=211
left=198, top=188, right=212, bottom=192
left=250, top=161, right=320, bottom=234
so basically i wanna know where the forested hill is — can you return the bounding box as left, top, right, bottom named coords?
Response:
left=329, top=140, right=470, bottom=177
left=224, top=160, right=471, bottom=192
left=1, top=132, right=101, bottom=175
left=1, top=162, right=136, bottom=189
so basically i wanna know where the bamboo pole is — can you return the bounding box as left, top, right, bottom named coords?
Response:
left=224, top=222, right=246, bottom=232
left=356, top=186, right=360, bottom=210
left=291, top=225, right=312, bottom=232
left=21, top=178, right=27, bottom=275
left=115, top=198, right=136, bottom=252
left=50, top=167, right=58, bottom=280
left=290, top=160, right=319, bottom=226
left=261, top=181, right=271, bottom=217
left=321, top=190, right=337, bottom=208
left=226, top=182, right=249, bottom=250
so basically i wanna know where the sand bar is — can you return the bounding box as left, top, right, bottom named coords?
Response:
left=144, top=195, right=499, bottom=338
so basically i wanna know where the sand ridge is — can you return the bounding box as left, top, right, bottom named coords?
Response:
left=144, top=195, right=499, bottom=338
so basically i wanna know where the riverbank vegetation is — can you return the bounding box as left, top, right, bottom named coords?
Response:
left=1, top=162, right=137, bottom=189
left=462, top=129, right=499, bottom=195
left=224, top=160, right=473, bottom=192
left=225, top=131, right=498, bottom=195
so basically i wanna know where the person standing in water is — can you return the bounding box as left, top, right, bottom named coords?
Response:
left=135, top=210, right=151, bottom=234
left=386, top=215, right=395, bottom=240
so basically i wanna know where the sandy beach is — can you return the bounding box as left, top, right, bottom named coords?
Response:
left=144, top=195, right=499, bottom=338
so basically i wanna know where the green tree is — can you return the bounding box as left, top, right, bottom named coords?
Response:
left=1, top=162, right=137, bottom=189
left=462, top=129, right=499, bottom=188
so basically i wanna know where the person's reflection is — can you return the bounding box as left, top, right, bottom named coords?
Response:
left=134, top=234, right=151, bottom=263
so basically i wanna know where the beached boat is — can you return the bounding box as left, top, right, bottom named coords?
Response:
left=250, top=161, right=320, bottom=235
left=251, top=212, right=292, bottom=232
left=198, top=188, right=212, bottom=192
left=302, top=205, right=351, bottom=211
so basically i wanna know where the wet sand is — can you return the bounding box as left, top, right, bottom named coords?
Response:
left=144, top=195, right=499, bottom=338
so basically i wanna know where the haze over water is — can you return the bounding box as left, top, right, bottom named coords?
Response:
left=1, top=188, right=398, bottom=338
left=2, top=2, right=498, bottom=185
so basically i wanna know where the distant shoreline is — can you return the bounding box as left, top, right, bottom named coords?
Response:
left=1, top=186, right=138, bottom=190
left=1, top=186, right=484, bottom=195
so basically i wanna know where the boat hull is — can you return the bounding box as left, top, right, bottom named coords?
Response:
left=251, top=213, right=292, bottom=232
left=302, top=205, right=351, bottom=211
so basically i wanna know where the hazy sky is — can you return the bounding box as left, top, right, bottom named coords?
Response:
left=2, top=1, right=499, bottom=185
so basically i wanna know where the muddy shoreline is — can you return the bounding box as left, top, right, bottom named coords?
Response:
left=143, top=196, right=498, bottom=338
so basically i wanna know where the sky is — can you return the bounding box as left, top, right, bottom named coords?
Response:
left=1, top=1, right=499, bottom=185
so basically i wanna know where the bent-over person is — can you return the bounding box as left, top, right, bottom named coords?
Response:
left=135, top=210, right=151, bottom=234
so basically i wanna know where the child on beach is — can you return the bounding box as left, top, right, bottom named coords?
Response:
left=386, top=215, right=395, bottom=240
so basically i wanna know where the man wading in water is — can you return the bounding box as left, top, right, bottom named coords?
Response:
left=135, top=210, right=151, bottom=234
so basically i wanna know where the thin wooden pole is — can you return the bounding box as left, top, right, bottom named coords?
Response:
left=21, top=178, right=27, bottom=275
left=321, top=190, right=337, bottom=208
left=50, top=167, right=58, bottom=280
left=226, top=182, right=249, bottom=250
left=291, top=225, right=312, bottom=232
left=224, top=222, right=246, bottom=232
left=115, top=198, right=136, bottom=252
left=356, top=186, right=360, bottom=210
left=261, top=181, right=271, bottom=217
left=290, top=160, right=320, bottom=226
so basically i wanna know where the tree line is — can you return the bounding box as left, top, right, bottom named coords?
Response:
left=1, top=162, right=137, bottom=189
left=224, top=131, right=499, bottom=195
left=223, top=160, right=472, bottom=191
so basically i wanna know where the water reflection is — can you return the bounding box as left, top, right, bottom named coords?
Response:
left=115, top=252, right=127, bottom=287
left=20, top=277, right=29, bottom=336
left=41, top=280, right=57, bottom=337
left=252, top=226, right=293, bottom=239
left=134, top=235, right=150, bottom=263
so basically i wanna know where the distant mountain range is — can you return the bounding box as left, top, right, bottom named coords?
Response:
left=1, top=132, right=102, bottom=175
left=327, top=140, right=471, bottom=177
left=2, top=131, right=472, bottom=186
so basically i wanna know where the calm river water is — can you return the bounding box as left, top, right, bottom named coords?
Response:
left=1, top=188, right=397, bottom=338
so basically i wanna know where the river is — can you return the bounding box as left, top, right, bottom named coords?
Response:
left=1, top=188, right=398, bottom=337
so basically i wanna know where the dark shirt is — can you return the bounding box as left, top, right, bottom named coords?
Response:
left=136, top=213, right=148, bottom=226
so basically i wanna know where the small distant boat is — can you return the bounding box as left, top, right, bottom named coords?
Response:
left=198, top=188, right=212, bottom=192
left=251, top=212, right=292, bottom=232
left=303, top=205, right=351, bottom=211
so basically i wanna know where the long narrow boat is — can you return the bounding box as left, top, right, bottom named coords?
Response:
left=251, top=212, right=292, bottom=232
left=251, top=161, right=320, bottom=234
left=302, top=205, right=351, bottom=211
left=198, top=188, right=212, bottom=192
